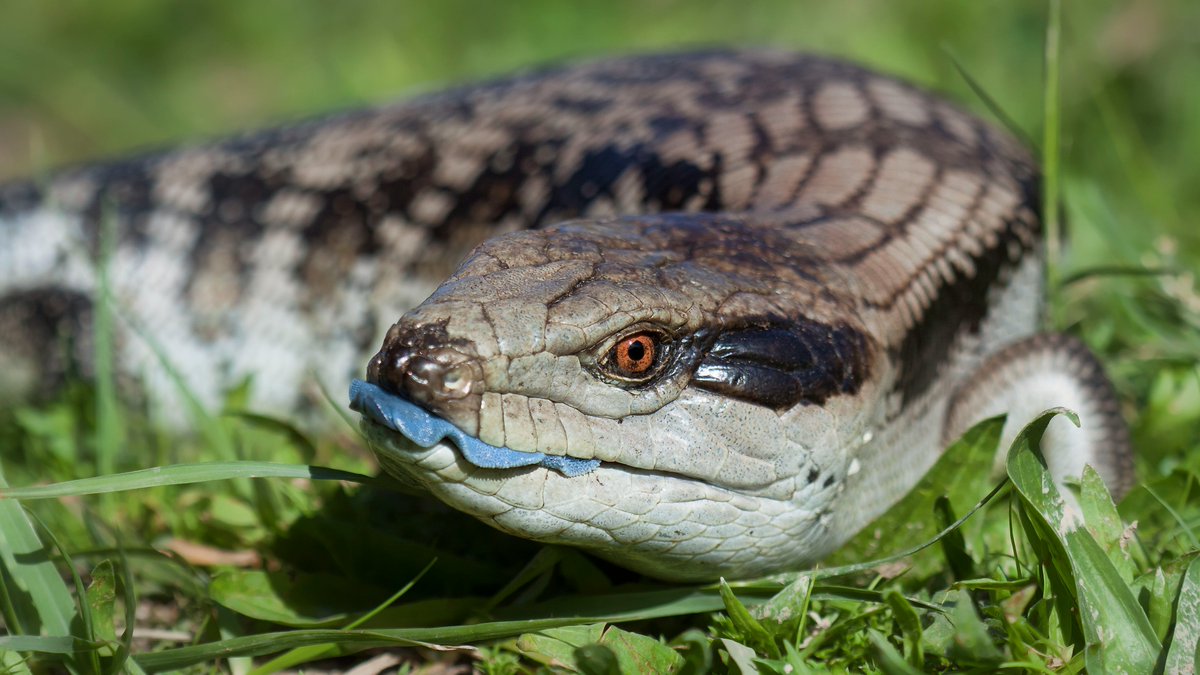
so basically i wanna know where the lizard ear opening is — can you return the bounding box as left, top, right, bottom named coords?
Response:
left=691, top=320, right=871, bottom=410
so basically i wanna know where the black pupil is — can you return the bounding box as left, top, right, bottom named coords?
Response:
left=627, top=340, right=646, bottom=362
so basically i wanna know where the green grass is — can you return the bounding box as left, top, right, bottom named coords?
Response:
left=2, top=1, right=1200, bottom=672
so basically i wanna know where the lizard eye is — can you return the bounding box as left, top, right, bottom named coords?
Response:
left=605, top=331, right=666, bottom=381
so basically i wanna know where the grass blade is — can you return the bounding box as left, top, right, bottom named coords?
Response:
left=133, top=621, right=594, bottom=672
left=868, top=628, right=923, bottom=675
left=0, top=463, right=75, bottom=638
left=1164, top=556, right=1200, bottom=674
left=719, top=578, right=778, bottom=659
left=94, top=205, right=122, bottom=497
left=809, top=479, right=1009, bottom=582
left=1006, top=408, right=1161, bottom=673
left=942, top=45, right=1033, bottom=149
left=247, top=559, right=437, bottom=673
left=1042, top=0, right=1063, bottom=293
left=0, top=635, right=77, bottom=654
left=0, top=462, right=377, bottom=500
left=883, top=588, right=923, bottom=669
left=828, top=415, right=1004, bottom=570
left=137, top=585, right=770, bottom=671
left=26, top=509, right=101, bottom=672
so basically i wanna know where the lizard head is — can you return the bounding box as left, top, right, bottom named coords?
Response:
left=356, top=213, right=881, bottom=580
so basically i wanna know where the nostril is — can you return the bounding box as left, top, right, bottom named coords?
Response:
left=405, top=356, right=439, bottom=388
left=366, top=325, right=483, bottom=434
left=407, top=358, right=475, bottom=401
left=441, top=368, right=465, bottom=391
left=371, top=346, right=477, bottom=404
left=439, top=364, right=473, bottom=397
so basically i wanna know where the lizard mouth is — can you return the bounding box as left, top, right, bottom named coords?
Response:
left=349, top=379, right=600, bottom=477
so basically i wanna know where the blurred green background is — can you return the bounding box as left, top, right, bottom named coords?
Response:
left=0, top=0, right=1195, bottom=215
left=0, top=0, right=1196, bottom=466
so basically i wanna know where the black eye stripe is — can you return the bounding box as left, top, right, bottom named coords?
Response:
left=707, top=328, right=816, bottom=370
left=691, top=319, right=872, bottom=410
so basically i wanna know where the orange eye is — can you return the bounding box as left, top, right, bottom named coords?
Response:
left=612, top=333, right=658, bottom=376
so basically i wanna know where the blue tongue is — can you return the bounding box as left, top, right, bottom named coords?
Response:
left=349, top=379, right=600, bottom=478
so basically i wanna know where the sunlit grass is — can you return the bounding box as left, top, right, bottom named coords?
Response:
left=11, top=411, right=1158, bottom=672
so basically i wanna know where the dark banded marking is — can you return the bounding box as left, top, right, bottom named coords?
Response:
left=0, top=287, right=95, bottom=403
left=691, top=320, right=872, bottom=410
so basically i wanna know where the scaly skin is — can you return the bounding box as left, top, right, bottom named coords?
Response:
left=0, top=51, right=1132, bottom=579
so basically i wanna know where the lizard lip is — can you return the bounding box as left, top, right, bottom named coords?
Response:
left=349, top=379, right=600, bottom=477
